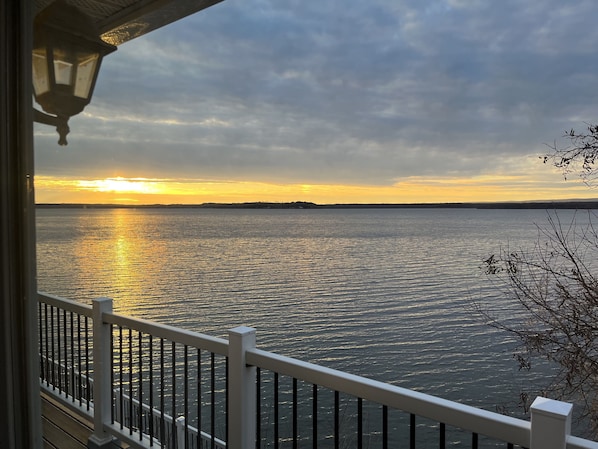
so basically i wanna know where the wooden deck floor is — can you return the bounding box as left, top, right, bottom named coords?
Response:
left=41, top=391, right=125, bottom=449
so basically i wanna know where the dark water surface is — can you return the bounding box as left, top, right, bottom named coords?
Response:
left=36, top=207, right=579, bottom=416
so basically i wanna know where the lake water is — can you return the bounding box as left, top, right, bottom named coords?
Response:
left=35, top=206, right=581, bottom=418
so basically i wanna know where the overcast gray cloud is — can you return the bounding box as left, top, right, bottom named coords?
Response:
left=34, top=0, right=598, bottom=189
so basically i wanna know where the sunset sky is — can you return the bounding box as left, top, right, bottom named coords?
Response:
left=34, top=0, right=598, bottom=205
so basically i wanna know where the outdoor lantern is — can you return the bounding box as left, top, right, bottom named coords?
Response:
left=32, top=0, right=116, bottom=145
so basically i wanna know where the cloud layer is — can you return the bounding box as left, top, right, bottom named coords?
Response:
left=34, top=0, right=598, bottom=195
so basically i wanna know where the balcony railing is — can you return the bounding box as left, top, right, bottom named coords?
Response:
left=38, top=292, right=598, bottom=449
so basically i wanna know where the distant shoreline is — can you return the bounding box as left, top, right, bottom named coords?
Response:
left=35, top=200, right=598, bottom=210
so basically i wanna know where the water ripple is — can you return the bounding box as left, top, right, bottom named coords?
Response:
left=36, top=207, right=569, bottom=414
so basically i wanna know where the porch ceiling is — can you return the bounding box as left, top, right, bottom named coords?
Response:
left=34, top=0, right=224, bottom=46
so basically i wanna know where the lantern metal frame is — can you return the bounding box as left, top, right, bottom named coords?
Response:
left=32, top=0, right=116, bottom=145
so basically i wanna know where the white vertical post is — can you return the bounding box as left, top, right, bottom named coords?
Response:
left=88, top=297, right=114, bottom=449
left=113, top=388, right=121, bottom=424
left=176, top=416, right=186, bottom=449
left=530, top=397, right=573, bottom=449
left=228, top=326, right=257, bottom=449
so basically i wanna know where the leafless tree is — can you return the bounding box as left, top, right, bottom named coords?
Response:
left=481, top=211, right=598, bottom=435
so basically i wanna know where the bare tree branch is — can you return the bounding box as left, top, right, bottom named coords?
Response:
left=544, top=124, right=598, bottom=187
left=480, top=211, right=598, bottom=436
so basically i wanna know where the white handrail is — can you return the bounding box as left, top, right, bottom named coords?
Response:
left=105, top=311, right=228, bottom=356
left=248, top=347, right=531, bottom=446
left=38, top=291, right=92, bottom=316
left=567, top=435, right=598, bottom=449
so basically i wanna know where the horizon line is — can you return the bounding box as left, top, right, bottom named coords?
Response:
left=35, top=199, right=598, bottom=210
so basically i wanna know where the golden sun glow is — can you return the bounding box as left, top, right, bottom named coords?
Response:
left=76, top=177, right=165, bottom=195
left=33, top=173, right=597, bottom=205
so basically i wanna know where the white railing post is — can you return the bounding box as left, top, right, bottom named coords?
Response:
left=88, top=297, right=114, bottom=449
left=530, top=397, right=573, bottom=449
left=228, top=326, right=257, bottom=449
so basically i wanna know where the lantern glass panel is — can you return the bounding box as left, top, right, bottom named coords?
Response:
left=74, top=53, right=99, bottom=99
left=52, top=47, right=74, bottom=86
left=32, top=47, right=49, bottom=96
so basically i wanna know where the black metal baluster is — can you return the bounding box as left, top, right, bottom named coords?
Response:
left=160, top=338, right=165, bottom=444
left=51, top=305, right=56, bottom=389
left=44, top=303, right=49, bottom=386
left=38, top=301, right=43, bottom=380
left=472, top=432, right=478, bottom=449
left=226, top=356, right=229, bottom=444
left=129, top=328, right=133, bottom=435
left=63, top=309, right=68, bottom=396
left=77, top=314, right=82, bottom=406
left=172, top=341, right=177, bottom=449
left=357, top=398, right=363, bottom=449
left=440, top=422, right=446, bottom=449
left=334, top=391, right=339, bottom=449
left=507, top=443, right=514, bottom=449
left=197, top=348, right=201, bottom=449
left=382, top=405, right=388, bottom=449
left=149, top=335, right=154, bottom=446
left=312, top=384, right=318, bottom=449
left=210, top=352, right=215, bottom=449
left=57, top=308, right=62, bottom=392
left=184, top=344, right=189, bottom=449
left=410, top=414, right=416, bottom=449
left=293, top=377, right=298, bottom=449
left=110, top=324, right=114, bottom=424
left=69, top=311, right=74, bottom=401
left=84, top=316, right=90, bottom=410
left=139, top=331, right=143, bottom=440
left=119, top=326, right=124, bottom=429
left=274, top=372, right=279, bottom=449
left=256, top=367, right=261, bottom=449
left=59, top=308, right=64, bottom=393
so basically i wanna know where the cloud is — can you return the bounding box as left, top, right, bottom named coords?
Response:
left=34, top=0, right=598, bottom=195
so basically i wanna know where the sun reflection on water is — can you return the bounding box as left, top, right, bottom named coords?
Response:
left=72, top=208, right=168, bottom=316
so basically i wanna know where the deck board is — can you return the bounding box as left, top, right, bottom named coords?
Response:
left=41, top=391, right=125, bottom=449
left=42, top=415, right=88, bottom=449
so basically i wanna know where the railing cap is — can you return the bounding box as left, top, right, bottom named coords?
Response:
left=531, top=397, right=573, bottom=419
left=229, top=326, right=256, bottom=336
